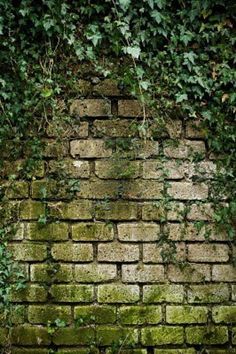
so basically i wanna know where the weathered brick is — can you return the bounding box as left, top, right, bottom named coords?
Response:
left=122, top=180, right=163, bottom=199
left=143, top=242, right=186, bottom=263
left=98, top=284, right=139, bottom=303
left=95, top=159, right=140, bottom=179
left=28, top=305, right=71, bottom=324
left=168, top=264, right=210, bottom=283
left=50, top=285, right=94, bottom=303
left=212, top=265, right=236, bottom=282
left=166, top=223, right=226, bottom=242
left=70, top=99, right=111, bottom=117
left=31, top=180, right=71, bottom=200
left=186, top=326, right=228, bottom=344
left=98, top=242, right=139, bottom=263
left=53, top=327, right=95, bottom=345
left=30, top=263, right=73, bottom=283
left=118, top=305, right=162, bottom=324
left=43, top=140, right=69, bottom=157
left=118, top=223, right=160, bottom=242
left=74, top=305, right=116, bottom=324
left=74, top=264, right=117, bottom=283
left=186, top=120, right=206, bottom=138
left=163, top=140, right=205, bottom=159
left=168, top=182, right=208, bottom=200
left=70, top=139, right=112, bottom=158
left=135, top=140, right=159, bottom=158
left=0, top=328, right=8, bottom=346
left=154, top=350, right=196, bottom=354
left=143, top=285, right=184, bottom=303
left=48, top=200, right=93, bottom=220
left=188, top=243, right=229, bottom=262
left=10, top=285, right=47, bottom=303
left=106, top=350, right=147, bottom=354
left=122, top=264, right=164, bottom=283
left=9, top=243, right=47, bottom=261
left=51, top=242, right=93, bottom=262
left=212, top=306, right=236, bottom=323
left=0, top=305, right=26, bottom=325
left=141, top=326, right=184, bottom=345
left=232, top=285, right=236, bottom=301
left=142, top=202, right=185, bottom=221
left=6, top=181, right=29, bottom=199
left=93, top=119, right=135, bottom=137
left=10, top=325, right=51, bottom=345
left=187, top=284, right=230, bottom=303
left=118, top=100, right=143, bottom=117
left=97, top=326, right=138, bottom=346
left=143, top=160, right=186, bottom=180
left=11, top=349, right=49, bottom=354
left=187, top=203, right=214, bottom=221
left=48, top=159, right=90, bottom=178
left=78, top=179, right=120, bottom=199
left=93, top=79, right=121, bottom=96
left=46, top=120, right=89, bottom=138
left=25, top=222, right=68, bottom=241
left=72, top=222, right=114, bottom=241
left=95, top=201, right=138, bottom=220
left=166, top=306, right=208, bottom=324
left=19, top=200, right=45, bottom=220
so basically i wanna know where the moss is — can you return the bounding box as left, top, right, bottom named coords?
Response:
left=19, top=200, right=45, bottom=219
left=10, top=325, right=51, bottom=345
left=212, top=306, right=236, bottom=323
left=118, top=305, right=162, bottom=325
left=74, top=305, right=116, bottom=324
left=28, top=305, right=71, bottom=324
left=96, top=326, right=138, bottom=346
left=10, top=285, right=48, bottom=303
left=50, top=285, right=94, bottom=303
left=143, top=285, right=184, bottom=303
left=186, top=326, right=228, bottom=344
left=53, top=327, right=95, bottom=345
left=166, top=305, right=208, bottom=324
left=141, top=326, right=184, bottom=345
left=26, top=222, right=68, bottom=241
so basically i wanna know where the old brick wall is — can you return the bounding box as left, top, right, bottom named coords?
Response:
left=2, top=79, right=236, bottom=353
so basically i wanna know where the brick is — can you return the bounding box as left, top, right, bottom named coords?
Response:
left=93, top=79, right=121, bottom=96
left=95, top=159, right=140, bottom=179
left=30, top=264, right=73, bottom=283
left=122, top=180, right=163, bottom=199
left=187, top=203, right=214, bottom=221
left=166, top=223, right=226, bottom=241
left=11, top=349, right=49, bottom=354
left=10, top=285, right=47, bottom=303
left=143, top=285, right=184, bottom=303
left=10, top=325, right=51, bottom=345
left=74, top=305, right=116, bottom=324
left=48, top=159, right=90, bottom=178
left=72, top=222, right=114, bottom=241
left=143, top=160, right=186, bottom=180
left=6, top=181, right=29, bottom=199
left=12, top=223, right=24, bottom=240
left=142, top=202, right=185, bottom=221
left=193, top=161, right=217, bottom=179
left=0, top=328, right=8, bottom=346
left=232, top=285, right=236, bottom=301
left=46, top=120, right=89, bottom=138
left=48, top=200, right=93, bottom=220
left=154, top=350, right=196, bottom=354
left=31, top=180, right=71, bottom=200
left=122, top=264, right=164, bottom=283
left=118, top=305, right=162, bottom=324
left=0, top=305, right=26, bottom=325
left=28, top=305, right=71, bottom=324
left=96, top=326, right=138, bottom=346
left=78, top=179, right=120, bottom=199
left=74, top=264, right=117, bottom=283
left=143, top=242, right=186, bottom=263
left=186, top=326, right=228, bottom=344
left=50, top=285, right=94, bottom=303
left=43, top=140, right=69, bottom=157
left=118, top=100, right=143, bottom=117
left=106, top=350, right=147, bottom=354
left=141, top=326, right=184, bottom=345
left=70, top=139, right=112, bottom=158
left=166, top=305, right=208, bottom=324
left=186, top=120, right=206, bottom=138
left=95, top=201, right=138, bottom=220
left=188, top=243, right=229, bottom=262
left=233, top=327, right=236, bottom=344
left=212, top=265, right=236, bottom=282
left=25, top=222, right=68, bottom=241
left=168, top=182, right=208, bottom=200
left=70, top=99, right=111, bottom=117
left=9, top=243, right=47, bottom=261
left=163, top=139, right=205, bottom=159
left=98, top=242, right=139, bottom=263
left=135, top=140, right=159, bottom=158
left=53, top=327, right=95, bottom=345
left=98, top=284, right=139, bottom=303
left=187, top=284, right=230, bottom=303
left=19, top=200, right=45, bottom=220
left=212, top=306, right=236, bottom=323
left=93, top=119, right=135, bottom=137
left=51, top=242, right=93, bottom=262
left=168, top=264, right=210, bottom=282
left=118, top=223, right=160, bottom=242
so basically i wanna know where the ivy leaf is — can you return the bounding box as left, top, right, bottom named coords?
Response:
left=126, top=46, right=141, bottom=59
left=118, top=0, right=131, bottom=11
left=41, top=87, right=53, bottom=98
left=151, top=10, right=162, bottom=24
left=176, top=93, right=188, bottom=103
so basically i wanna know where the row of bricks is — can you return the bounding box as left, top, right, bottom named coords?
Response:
left=1, top=324, right=235, bottom=346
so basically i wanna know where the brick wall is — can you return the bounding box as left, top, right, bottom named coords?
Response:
left=2, top=79, right=236, bottom=353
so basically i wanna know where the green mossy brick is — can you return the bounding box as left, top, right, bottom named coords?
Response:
left=6, top=181, right=29, bottom=199
left=187, top=284, right=230, bottom=303
left=166, top=306, right=208, bottom=324
left=106, top=350, right=147, bottom=354
left=19, top=200, right=45, bottom=220
left=233, top=327, right=236, bottom=344
left=50, top=285, right=94, bottom=303
left=0, top=305, right=26, bottom=325
left=212, top=306, right=236, bottom=323
left=143, top=285, right=184, bottom=303
left=154, top=350, right=196, bottom=354
left=10, top=285, right=47, bottom=302
left=57, top=349, right=99, bottom=354
left=204, top=350, right=236, bottom=354
left=141, top=326, right=184, bottom=345
left=72, top=222, right=114, bottom=241
left=31, top=263, right=73, bottom=283
left=12, top=349, right=49, bottom=354
left=98, top=284, right=139, bottom=303
left=95, top=201, right=138, bottom=220
left=10, top=325, right=51, bottom=345
left=74, top=305, right=116, bottom=324
left=26, top=222, right=68, bottom=241
left=0, top=328, right=9, bottom=346
left=118, top=305, right=162, bottom=325
left=51, top=242, right=93, bottom=262
left=48, top=200, right=93, bottom=220
left=31, top=180, right=71, bottom=200
left=96, top=326, right=138, bottom=346
left=9, top=242, right=47, bottom=261
left=186, top=326, right=228, bottom=344
left=74, top=264, right=117, bottom=283
left=28, top=305, right=71, bottom=324
left=53, top=327, right=95, bottom=345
